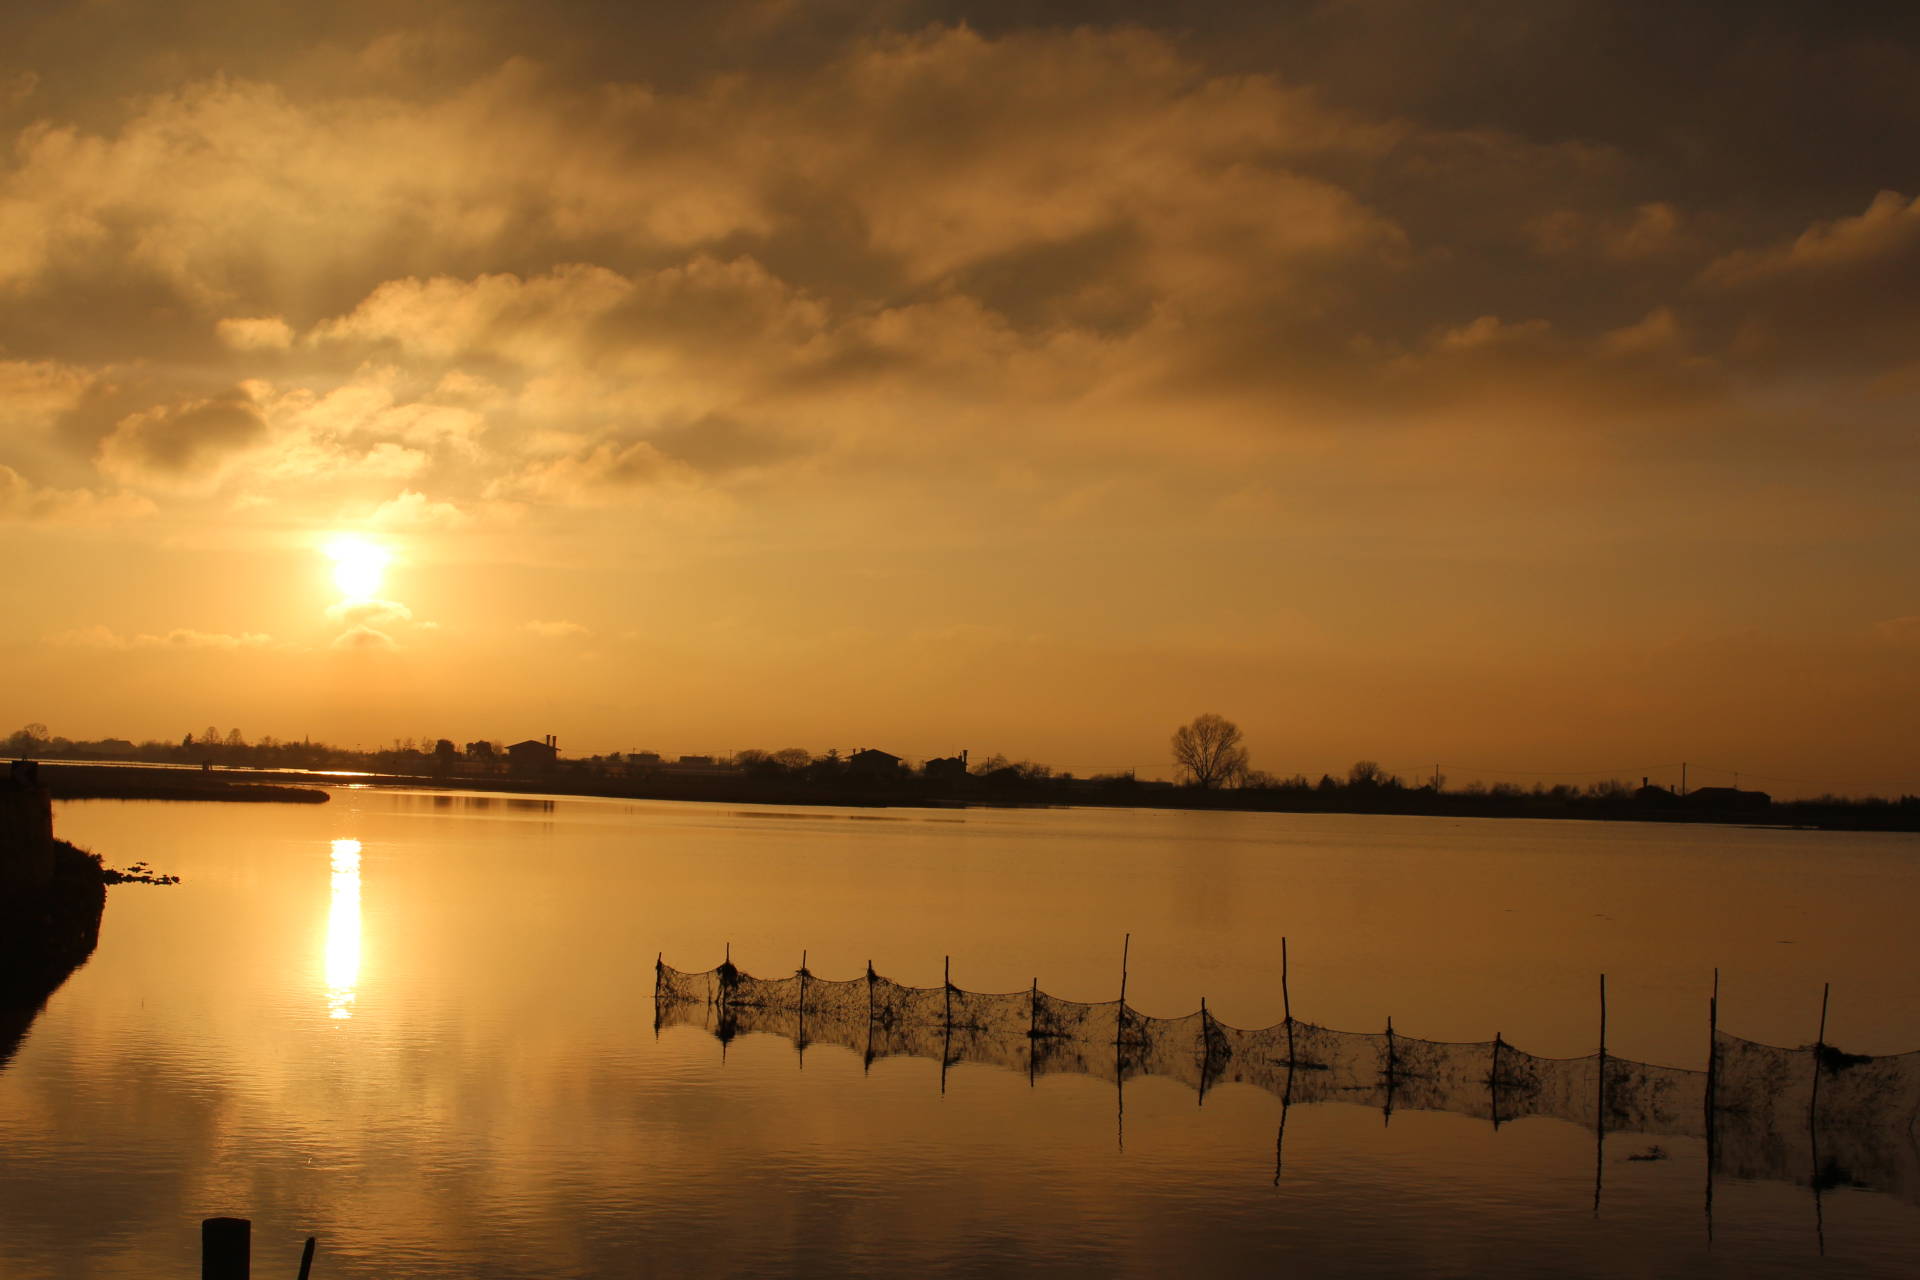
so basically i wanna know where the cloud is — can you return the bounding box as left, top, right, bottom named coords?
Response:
left=1528, top=202, right=1692, bottom=262
left=0, top=12, right=1905, bottom=568
left=366, top=489, right=476, bottom=530
left=1698, top=191, right=1920, bottom=367
left=326, top=598, right=414, bottom=628
left=0, top=465, right=156, bottom=525
left=0, top=358, right=89, bottom=427
left=330, top=625, right=398, bottom=652
left=215, top=316, right=293, bottom=351
left=96, top=386, right=269, bottom=490
left=1706, top=191, right=1920, bottom=285
left=525, top=619, right=589, bottom=639
left=47, top=625, right=274, bottom=650
left=487, top=440, right=694, bottom=504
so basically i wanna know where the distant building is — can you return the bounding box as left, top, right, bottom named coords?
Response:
left=924, top=750, right=969, bottom=782
left=655, top=754, right=736, bottom=777
left=507, top=735, right=559, bottom=774
left=848, top=748, right=903, bottom=778
left=1684, top=786, right=1771, bottom=810
left=1634, top=778, right=1680, bottom=806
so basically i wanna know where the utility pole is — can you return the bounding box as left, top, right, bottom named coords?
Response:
left=1681, top=761, right=1687, bottom=796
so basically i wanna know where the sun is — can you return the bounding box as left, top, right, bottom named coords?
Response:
left=324, top=536, right=391, bottom=601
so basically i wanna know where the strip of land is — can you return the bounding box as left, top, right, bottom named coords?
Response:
left=32, top=759, right=1920, bottom=831
left=39, top=764, right=329, bottom=804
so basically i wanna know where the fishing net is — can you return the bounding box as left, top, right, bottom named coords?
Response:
left=1708, top=1031, right=1920, bottom=1202
left=655, top=958, right=1920, bottom=1203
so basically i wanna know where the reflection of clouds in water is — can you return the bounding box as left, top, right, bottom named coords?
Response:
left=326, top=838, right=361, bottom=1020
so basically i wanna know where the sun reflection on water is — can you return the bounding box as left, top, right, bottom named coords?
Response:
left=326, top=838, right=362, bottom=1020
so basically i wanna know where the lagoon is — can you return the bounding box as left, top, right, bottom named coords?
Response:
left=5, top=791, right=1918, bottom=1276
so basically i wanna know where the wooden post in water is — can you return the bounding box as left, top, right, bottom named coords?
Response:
left=1594, top=973, right=1607, bottom=1216
left=1383, top=1015, right=1397, bottom=1125
left=297, top=1236, right=316, bottom=1280
left=202, top=1217, right=249, bottom=1280
left=865, top=960, right=876, bottom=1073
left=1811, top=981, right=1831, bottom=1256
left=797, top=949, right=808, bottom=1061
left=1029, top=977, right=1039, bottom=1086
left=1118, top=933, right=1131, bottom=1044
left=941, top=955, right=952, bottom=1095
left=1490, top=1033, right=1503, bottom=1128
left=1199, top=997, right=1211, bottom=1107
left=1281, top=936, right=1295, bottom=1068
left=1706, top=969, right=1719, bottom=1110
left=1811, top=981, right=1830, bottom=1123
left=1705, top=968, right=1719, bottom=1242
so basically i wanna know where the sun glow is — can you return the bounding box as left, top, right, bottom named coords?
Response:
left=325, top=536, right=390, bottom=601
left=325, top=837, right=362, bottom=1020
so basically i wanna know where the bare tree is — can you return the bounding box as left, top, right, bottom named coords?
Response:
left=1171, top=713, right=1249, bottom=789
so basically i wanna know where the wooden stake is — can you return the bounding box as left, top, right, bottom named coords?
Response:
left=1118, top=933, right=1131, bottom=1043
left=1811, top=986, right=1831, bottom=1259
left=1491, top=1033, right=1503, bottom=1128
left=1705, top=968, right=1719, bottom=1242
left=1199, top=996, right=1211, bottom=1106
left=1599, top=972, right=1607, bottom=1062
left=1029, top=977, right=1039, bottom=1087
left=1282, top=936, right=1295, bottom=1068
left=201, top=1217, right=249, bottom=1280
left=1811, top=981, right=1830, bottom=1125
left=1390, top=1013, right=1405, bottom=1128
left=941, top=954, right=952, bottom=1095
left=297, top=1236, right=316, bottom=1280
left=797, top=949, right=808, bottom=1058
left=1595, top=973, right=1607, bottom=1217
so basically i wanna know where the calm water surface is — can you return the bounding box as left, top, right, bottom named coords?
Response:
left=5, top=791, right=1918, bottom=1277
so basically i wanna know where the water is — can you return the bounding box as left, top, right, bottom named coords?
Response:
left=5, top=791, right=1918, bottom=1276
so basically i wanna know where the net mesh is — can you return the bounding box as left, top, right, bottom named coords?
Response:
left=655, top=958, right=1920, bottom=1202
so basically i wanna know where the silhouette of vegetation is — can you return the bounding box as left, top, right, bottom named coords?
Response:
left=1171, top=713, right=1249, bottom=789
left=9, top=723, right=1918, bottom=829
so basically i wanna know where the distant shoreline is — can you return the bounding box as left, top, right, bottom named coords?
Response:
left=39, top=764, right=330, bottom=805
left=35, top=760, right=1919, bottom=832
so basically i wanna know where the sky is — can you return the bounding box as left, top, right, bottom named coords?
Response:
left=1, top=1, right=1916, bottom=794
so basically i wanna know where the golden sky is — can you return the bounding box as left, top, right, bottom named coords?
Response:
left=2, top=3, right=1916, bottom=792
